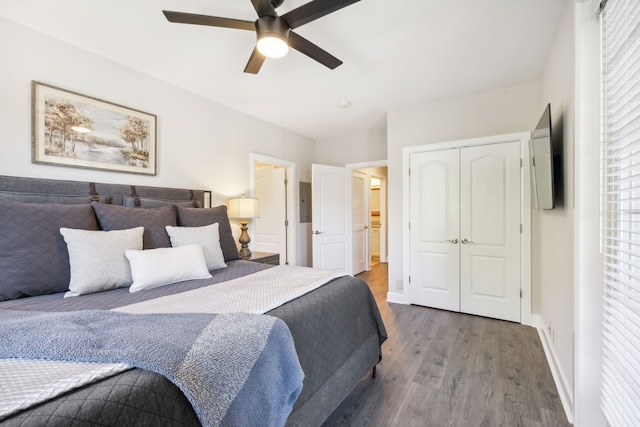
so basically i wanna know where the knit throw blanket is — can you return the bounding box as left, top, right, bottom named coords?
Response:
left=0, top=310, right=304, bottom=427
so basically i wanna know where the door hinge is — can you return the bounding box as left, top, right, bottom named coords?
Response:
left=409, top=276, right=411, bottom=284
left=520, top=224, right=523, bottom=233
left=408, top=168, right=411, bottom=176
left=284, top=219, right=289, bottom=227
left=520, top=158, right=523, bottom=168
left=520, top=289, right=523, bottom=299
left=284, top=178, right=288, bottom=186
left=408, top=222, right=411, bottom=230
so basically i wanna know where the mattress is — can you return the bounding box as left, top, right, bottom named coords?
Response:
left=0, top=260, right=387, bottom=427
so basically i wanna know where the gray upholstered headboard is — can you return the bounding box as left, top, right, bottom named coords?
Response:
left=0, top=175, right=210, bottom=208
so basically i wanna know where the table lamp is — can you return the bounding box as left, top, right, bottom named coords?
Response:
left=227, top=196, right=259, bottom=258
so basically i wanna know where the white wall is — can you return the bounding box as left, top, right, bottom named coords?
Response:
left=315, top=116, right=387, bottom=166
left=574, top=0, right=606, bottom=425
left=0, top=18, right=315, bottom=266
left=386, top=81, right=541, bottom=300
left=536, top=0, right=576, bottom=416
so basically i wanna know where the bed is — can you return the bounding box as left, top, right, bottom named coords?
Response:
left=0, top=175, right=387, bottom=427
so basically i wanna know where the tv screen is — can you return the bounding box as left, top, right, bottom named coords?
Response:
left=529, top=104, right=555, bottom=209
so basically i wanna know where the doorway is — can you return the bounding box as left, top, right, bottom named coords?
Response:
left=351, top=163, right=388, bottom=275
left=249, top=153, right=296, bottom=265
left=310, top=161, right=388, bottom=277
left=370, top=174, right=386, bottom=266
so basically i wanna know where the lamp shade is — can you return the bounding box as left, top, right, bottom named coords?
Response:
left=227, top=197, right=259, bottom=219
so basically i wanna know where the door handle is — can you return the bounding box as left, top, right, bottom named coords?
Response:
left=461, top=238, right=473, bottom=244
left=314, top=230, right=324, bottom=235
left=446, top=238, right=458, bottom=244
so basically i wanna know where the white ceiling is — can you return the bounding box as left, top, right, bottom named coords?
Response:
left=0, top=0, right=565, bottom=141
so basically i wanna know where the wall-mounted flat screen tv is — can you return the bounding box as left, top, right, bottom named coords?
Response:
left=529, top=103, right=555, bottom=209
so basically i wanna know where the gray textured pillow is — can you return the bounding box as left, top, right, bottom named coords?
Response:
left=176, top=205, right=239, bottom=261
left=0, top=201, right=98, bottom=301
left=92, top=202, right=176, bottom=249
left=60, top=227, right=144, bottom=297
left=0, top=192, right=108, bottom=204
left=166, top=223, right=227, bottom=271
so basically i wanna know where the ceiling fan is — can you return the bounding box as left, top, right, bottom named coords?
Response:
left=163, top=0, right=361, bottom=74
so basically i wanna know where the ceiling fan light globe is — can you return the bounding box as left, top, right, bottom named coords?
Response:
left=257, top=35, right=289, bottom=58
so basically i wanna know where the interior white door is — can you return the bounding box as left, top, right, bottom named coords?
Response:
left=409, top=149, right=460, bottom=311
left=352, top=170, right=369, bottom=275
left=254, top=166, right=286, bottom=264
left=312, top=164, right=350, bottom=272
left=459, top=142, right=521, bottom=322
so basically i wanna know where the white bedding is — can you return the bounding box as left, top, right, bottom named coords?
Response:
left=114, top=265, right=344, bottom=315
left=0, top=359, right=130, bottom=419
left=0, top=265, right=344, bottom=420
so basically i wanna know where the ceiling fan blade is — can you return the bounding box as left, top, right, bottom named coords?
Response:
left=244, top=48, right=267, bottom=74
left=163, top=10, right=255, bottom=31
left=288, top=31, right=342, bottom=69
left=281, top=0, right=360, bottom=29
left=250, top=0, right=276, bottom=18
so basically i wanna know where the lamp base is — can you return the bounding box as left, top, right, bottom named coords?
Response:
left=238, top=220, right=251, bottom=258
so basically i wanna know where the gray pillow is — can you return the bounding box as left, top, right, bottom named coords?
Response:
left=92, top=202, right=176, bottom=249
left=122, top=196, right=199, bottom=208
left=0, top=201, right=98, bottom=301
left=60, top=227, right=144, bottom=297
left=0, top=192, right=108, bottom=204
left=176, top=205, right=239, bottom=261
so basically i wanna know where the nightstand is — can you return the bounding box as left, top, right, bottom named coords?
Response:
left=241, top=252, right=280, bottom=265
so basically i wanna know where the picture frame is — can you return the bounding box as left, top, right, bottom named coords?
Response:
left=32, top=81, right=157, bottom=175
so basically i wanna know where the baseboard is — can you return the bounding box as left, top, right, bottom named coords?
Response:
left=532, top=314, right=574, bottom=424
left=386, top=291, right=408, bottom=305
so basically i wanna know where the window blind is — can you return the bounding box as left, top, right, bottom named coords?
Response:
left=602, top=1, right=640, bottom=425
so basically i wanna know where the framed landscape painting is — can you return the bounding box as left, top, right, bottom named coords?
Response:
left=32, top=81, right=157, bottom=175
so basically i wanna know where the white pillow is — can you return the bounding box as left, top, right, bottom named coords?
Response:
left=126, top=244, right=212, bottom=293
left=165, top=223, right=227, bottom=271
left=60, top=226, right=144, bottom=297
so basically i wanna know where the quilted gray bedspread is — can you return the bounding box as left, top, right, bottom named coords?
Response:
left=0, top=310, right=304, bottom=427
left=0, top=261, right=387, bottom=427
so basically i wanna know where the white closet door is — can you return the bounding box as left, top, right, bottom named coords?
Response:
left=459, top=141, right=521, bottom=322
left=409, top=149, right=460, bottom=311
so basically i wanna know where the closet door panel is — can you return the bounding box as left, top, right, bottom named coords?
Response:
left=468, top=155, right=508, bottom=246
left=460, top=142, right=521, bottom=322
left=409, top=149, right=460, bottom=311
left=470, top=255, right=507, bottom=298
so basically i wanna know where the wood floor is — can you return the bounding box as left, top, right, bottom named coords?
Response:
left=322, top=263, right=571, bottom=427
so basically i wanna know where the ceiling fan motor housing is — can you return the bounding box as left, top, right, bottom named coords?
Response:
left=256, top=16, right=290, bottom=41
